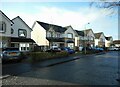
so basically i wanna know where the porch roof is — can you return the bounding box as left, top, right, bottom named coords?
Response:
left=11, top=37, right=35, bottom=43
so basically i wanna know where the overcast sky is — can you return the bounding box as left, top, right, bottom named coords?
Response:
left=1, top=1, right=118, bottom=40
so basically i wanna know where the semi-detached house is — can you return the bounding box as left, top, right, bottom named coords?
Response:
left=0, top=10, right=13, bottom=50
left=75, top=30, right=84, bottom=47
left=0, top=10, right=35, bottom=52
left=31, top=21, right=78, bottom=51
left=82, top=29, right=95, bottom=48
left=11, top=16, right=35, bottom=51
left=94, top=32, right=106, bottom=47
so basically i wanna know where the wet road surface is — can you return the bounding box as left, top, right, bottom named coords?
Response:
left=2, top=51, right=119, bottom=85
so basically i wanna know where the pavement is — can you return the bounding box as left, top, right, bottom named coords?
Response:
left=2, top=76, right=77, bottom=85
left=31, top=55, right=82, bottom=68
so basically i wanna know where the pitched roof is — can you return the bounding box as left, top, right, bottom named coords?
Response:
left=12, top=16, right=32, bottom=30
left=94, top=32, right=103, bottom=39
left=37, top=21, right=67, bottom=33
left=105, top=36, right=112, bottom=40
left=113, top=40, right=120, bottom=44
left=81, top=29, right=93, bottom=35
left=0, top=10, right=14, bottom=24
left=75, top=30, right=84, bottom=36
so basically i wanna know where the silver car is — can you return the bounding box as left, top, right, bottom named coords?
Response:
left=1, top=47, right=22, bottom=62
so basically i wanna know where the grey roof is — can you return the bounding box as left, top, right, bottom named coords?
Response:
left=37, top=21, right=67, bottom=33
left=75, top=30, right=84, bottom=36
left=82, top=29, right=92, bottom=34
left=113, top=40, right=120, bottom=44
left=105, top=36, right=112, bottom=40
left=0, top=10, right=14, bottom=24
left=94, top=32, right=103, bottom=39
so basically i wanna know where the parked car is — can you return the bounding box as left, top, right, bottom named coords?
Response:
left=92, top=47, right=104, bottom=52
left=79, top=46, right=83, bottom=51
left=46, top=46, right=61, bottom=52
left=61, top=47, right=75, bottom=54
left=1, top=47, right=23, bottom=62
left=108, top=47, right=119, bottom=51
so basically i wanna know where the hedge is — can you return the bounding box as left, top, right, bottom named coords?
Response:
left=29, top=51, right=69, bottom=62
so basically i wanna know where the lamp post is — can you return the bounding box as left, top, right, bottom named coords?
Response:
left=84, top=22, right=90, bottom=54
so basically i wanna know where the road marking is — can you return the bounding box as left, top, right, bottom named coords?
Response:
left=0, top=75, right=10, bottom=79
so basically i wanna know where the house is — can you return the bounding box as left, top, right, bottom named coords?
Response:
left=105, top=36, right=113, bottom=47
left=0, top=10, right=13, bottom=49
left=31, top=21, right=78, bottom=50
left=75, top=30, right=84, bottom=47
left=94, top=32, right=106, bottom=47
left=11, top=16, right=35, bottom=51
left=82, top=29, right=95, bottom=48
left=64, top=25, right=78, bottom=49
left=113, top=40, right=120, bottom=47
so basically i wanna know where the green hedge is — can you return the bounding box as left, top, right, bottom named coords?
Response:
left=29, top=51, right=69, bottom=62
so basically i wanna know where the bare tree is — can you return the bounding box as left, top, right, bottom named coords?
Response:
left=90, top=0, right=119, bottom=14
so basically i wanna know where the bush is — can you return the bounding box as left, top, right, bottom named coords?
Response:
left=29, top=51, right=69, bottom=62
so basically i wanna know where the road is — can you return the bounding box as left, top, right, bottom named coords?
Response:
left=2, top=51, right=119, bottom=85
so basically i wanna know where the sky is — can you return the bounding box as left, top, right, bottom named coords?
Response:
left=0, top=1, right=119, bottom=40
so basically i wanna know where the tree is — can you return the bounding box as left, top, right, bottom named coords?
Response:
left=90, top=0, right=120, bottom=14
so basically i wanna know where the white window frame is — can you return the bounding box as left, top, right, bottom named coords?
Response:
left=67, top=33, right=73, bottom=38
left=0, top=21, right=6, bottom=33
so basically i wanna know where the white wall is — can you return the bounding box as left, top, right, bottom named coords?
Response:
left=31, top=22, right=49, bottom=46
left=95, top=39, right=98, bottom=46
left=105, top=38, right=113, bottom=47
left=105, top=40, right=110, bottom=47
left=11, top=17, right=31, bottom=38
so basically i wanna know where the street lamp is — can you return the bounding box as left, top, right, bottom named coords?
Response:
left=84, top=22, right=90, bottom=54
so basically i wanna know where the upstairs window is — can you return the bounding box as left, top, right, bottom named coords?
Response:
left=67, top=33, right=73, bottom=38
left=11, top=28, right=14, bottom=34
left=100, top=38, right=104, bottom=42
left=0, top=21, right=6, bottom=33
left=18, top=29, right=27, bottom=38
left=57, top=33, right=60, bottom=38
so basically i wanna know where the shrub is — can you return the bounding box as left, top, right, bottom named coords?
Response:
left=29, top=51, right=69, bottom=62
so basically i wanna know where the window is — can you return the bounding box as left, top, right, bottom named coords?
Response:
left=11, top=28, right=14, bottom=34
left=18, top=29, right=27, bottom=37
left=90, top=36, right=94, bottom=41
left=0, top=21, right=6, bottom=32
left=100, top=38, right=104, bottom=42
left=57, top=33, right=60, bottom=38
left=20, top=43, right=29, bottom=51
left=67, top=33, right=73, bottom=38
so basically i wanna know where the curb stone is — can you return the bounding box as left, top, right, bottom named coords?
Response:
left=0, top=75, right=10, bottom=79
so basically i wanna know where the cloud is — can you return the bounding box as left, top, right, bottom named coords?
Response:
left=5, top=5, right=107, bottom=29
left=33, top=6, right=104, bottom=29
left=4, top=5, right=118, bottom=39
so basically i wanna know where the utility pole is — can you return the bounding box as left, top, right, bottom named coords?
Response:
left=84, top=22, right=90, bottom=54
